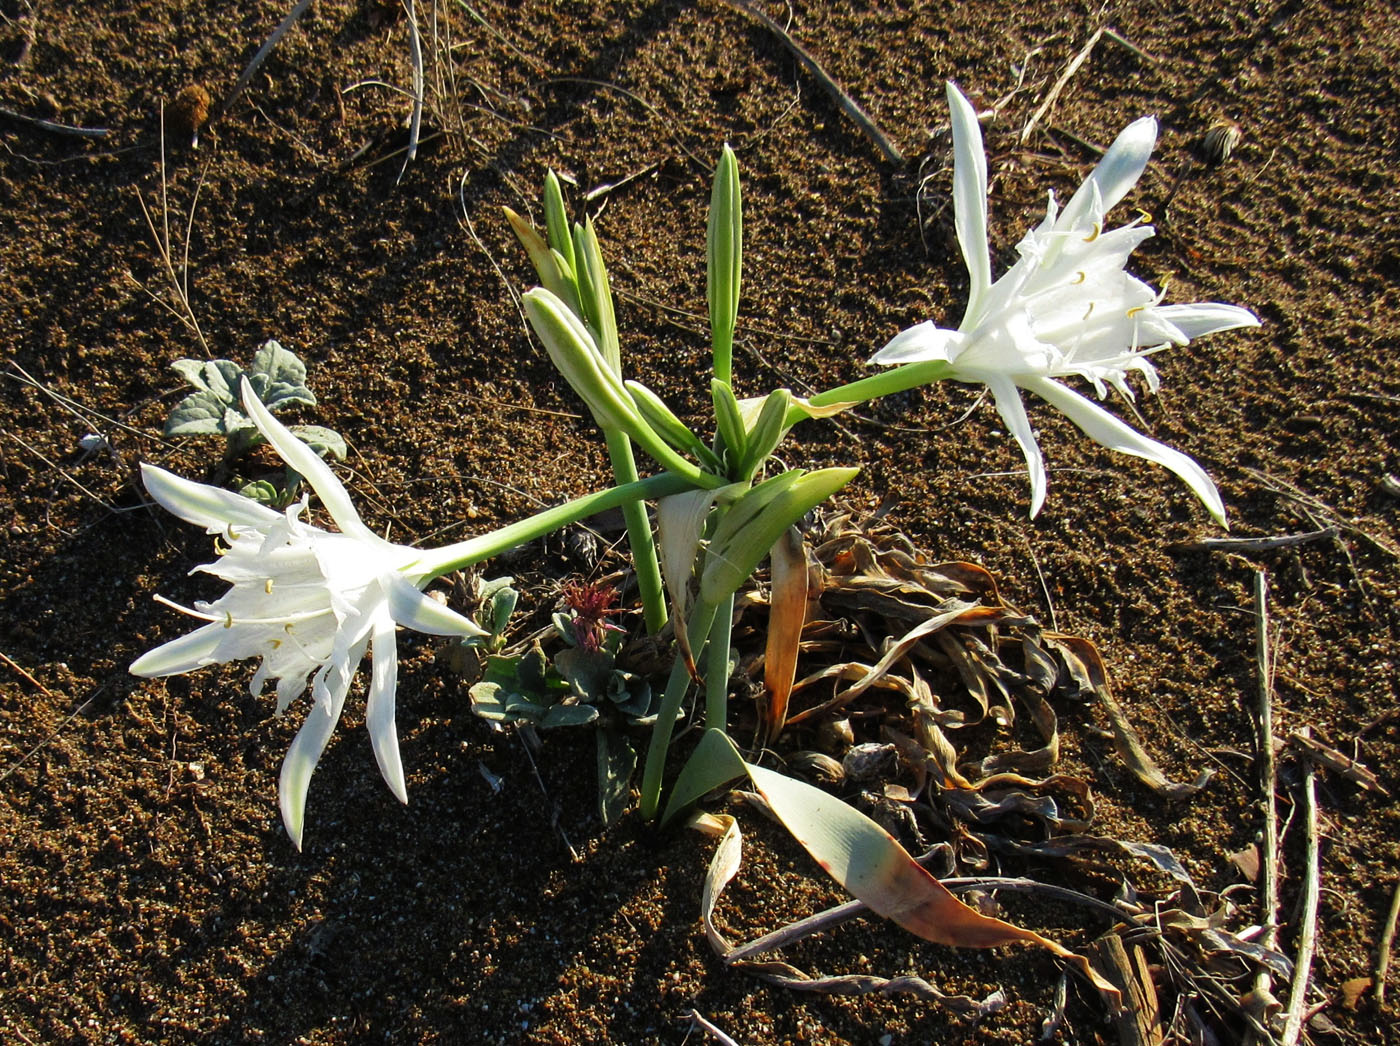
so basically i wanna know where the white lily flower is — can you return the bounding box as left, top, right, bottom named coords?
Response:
left=873, top=83, right=1260, bottom=523
left=131, top=379, right=486, bottom=849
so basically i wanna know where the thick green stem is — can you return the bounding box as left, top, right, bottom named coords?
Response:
left=604, top=429, right=668, bottom=634
left=638, top=600, right=718, bottom=821
left=807, top=359, right=954, bottom=408
left=412, top=472, right=694, bottom=581
left=704, top=594, right=734, bottom=731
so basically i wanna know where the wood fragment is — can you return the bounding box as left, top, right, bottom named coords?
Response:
left=718, top=0, right=905, bottom=164
left=1280, top=727, right=1321, bottom=1046
left=1177, top=527, right=1339, bottom=552
left=1087, top=935, right=1164, bottom=1046
left=1021, top=26, right=1104, bottom=143
left=1376, top=878, right=1400, bottom=1009
left=0, top=106, right=109, bottom=139
left=1288, top=730, right=1388, bottom=795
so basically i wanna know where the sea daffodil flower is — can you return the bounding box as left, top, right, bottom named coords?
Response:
left=131, top=379, right=487, bottom=849
left=871, top=83, right=1259, bottom=523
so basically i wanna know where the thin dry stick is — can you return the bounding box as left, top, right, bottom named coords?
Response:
left=1280, top=727, right=1321, bottom=1046
left=0, top=650, right=57, bottom=699
left=0, top=685, right=108, bottom=786
left=1021, top=26, right=1104, bottom=143
left=1376, top=878, right=1400, bottom=1008
left=133, top=111, right=211, bottom=356
left=719, top=0, right=904, bottom=164
left=221, top=0, right=316, bottom=116
left=1254, top=571, right=1282, bottom=1008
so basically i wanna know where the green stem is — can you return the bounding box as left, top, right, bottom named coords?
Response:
left=638, top=600, right=718, bottom=821
left=412, top=472, right=694, bottom=581
left=704, top=594, right=734, bottom=731
left=807, top=359, right=954, bottom=408
left=604, top=429, right=668, bottom=634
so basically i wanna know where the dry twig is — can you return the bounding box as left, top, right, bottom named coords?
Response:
left=1178, top=528, right=1338, bottom=553
left=1252, top=570, right=1283, bottom=1028
left=1280, top=727, right=1321, bottom=1046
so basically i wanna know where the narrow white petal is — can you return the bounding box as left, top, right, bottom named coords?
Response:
left=1026, top=376, right=1227, bottom=526
left=1061, top=116, right=1156, bottom=229
left=278, top=645, right=360, bottom=850
left=366, top=615, right=407, bottom=804
left=985, top=374, right=1048, bottom=518
left=1152, top=303, right=1260, bottom=340
left=385, top=574, right=488, bottom=637
left=869, top=322, right=964, bottom=366
left=141, top=463, right=280, bottom=533
left=239, top=378, right=379, bottom=544
left=946, top=82, right=992, bottom=317
left=130, top=623, right=225, bottom=677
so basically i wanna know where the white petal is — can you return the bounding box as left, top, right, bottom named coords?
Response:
left=278, top=640, right=362, bottom=850
left=239, top=378, right=379, bottom=544
left=366, top=615, right=407, bottom=804
left=869, top=322, right=964, bottom=366
left=985, top=374, right=1048, bottom=519
left=1026, top=376, right=1227, bottom=526
left=385, top=574, right=488, bottom=637
left=946, top=82, right=992, bottom=317
left=1152, top=303, right=1260, bottom=340
left=141, top=464, right=280, bottom=533
left=130, top=623, right=225, bottom=677
left=1060, top=116, right=1156, bottom=229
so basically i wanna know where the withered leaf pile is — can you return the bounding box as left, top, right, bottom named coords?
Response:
left=705, top=509, right=1290, bottom=1038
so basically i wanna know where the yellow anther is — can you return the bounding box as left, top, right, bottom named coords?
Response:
left=1071, top=271, right=1087, bottom=285
left=223, top=613, right=234, bottom=629
left=1083, top=222, right=1101, bottom=243
left=264, top=578, right=274, bottom=594
left=1135, top=208, right=1153, bottom=224
left=1082, top=302, right=1096, bottom=322
left=270, top=639, right=282, bottom=650
left=1127, top=305, right=1146, bottom=318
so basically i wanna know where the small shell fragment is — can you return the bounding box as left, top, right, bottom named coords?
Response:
left=1202, top=119, right=1242, bottom=165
